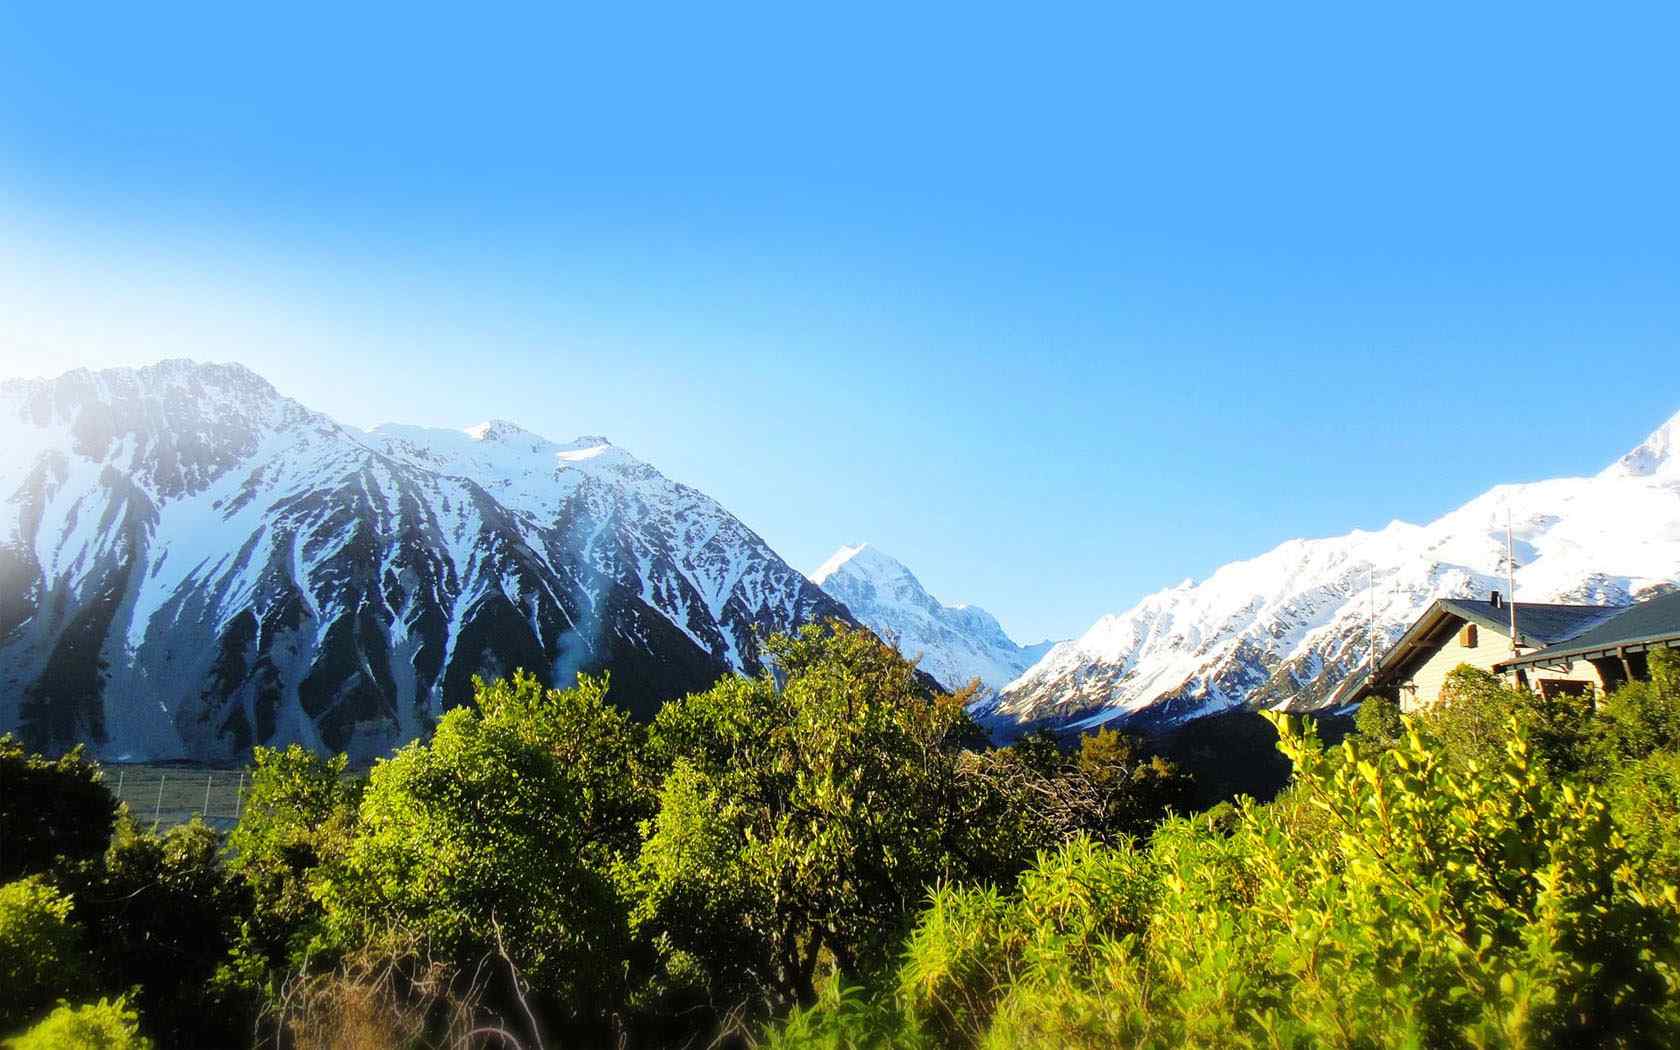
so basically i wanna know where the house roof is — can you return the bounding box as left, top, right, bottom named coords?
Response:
left=1328, top=595, right=1625, bottom=705
left=1496, top=589, right=1680, bottom=670
left=1435, top=598, right=1627, bottom=648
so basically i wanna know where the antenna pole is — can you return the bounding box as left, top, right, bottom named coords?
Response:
left=1507, top=509, right=1519, bottom=655
left=1369, top=567, right=1377, bottom=674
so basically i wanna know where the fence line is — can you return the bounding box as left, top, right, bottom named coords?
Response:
left=107, top=767, right=248, bottom=831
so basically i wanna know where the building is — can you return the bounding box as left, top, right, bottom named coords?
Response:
left=1330, top=592, right=1626, bottom=711
left=1494, top=589, right=1680, bottom=694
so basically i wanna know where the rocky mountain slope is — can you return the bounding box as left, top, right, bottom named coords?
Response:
left=810, top=543, right=1053, bottom=695
left=0, top=361, right=850, bottom=761
left=980, top=409, right=1680, bottom=737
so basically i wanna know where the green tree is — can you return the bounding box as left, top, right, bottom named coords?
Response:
left=0, top=876, right=88, bottom=1032
left=224, top=744, right=362, bottom=970
left=1599, top=647, right=1680, bottom=761
left=316, top=671, right=649, bottom=1030
left=1425, top=665, right=1605, bottom=778
left=1353, top=690, right=1404, bottom=747
left=960, top=728, right=1192, bottom=854
left=1423, top=664, right=1523, bottom=767
left=69, top=816, right=251, bottom=1047
left=1072, top=728, right=1194, bottom=840
left=1653, top=645, right=1680, bottom=701
left=636, top=621, right=1011, bottom=1014
left=0, top=736, right=117, bottom=883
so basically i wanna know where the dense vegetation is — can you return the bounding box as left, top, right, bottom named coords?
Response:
left=2, top=624, right=1677, bottom=1048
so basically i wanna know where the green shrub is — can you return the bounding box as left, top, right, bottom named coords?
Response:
left=225, top=744, right=362, bottom=970
left=1600, top=648, right=1680, bottom=761
left=0, top=876, right=88, bottom=1031
left=1353, top=690, right=1403, bottom=746
left=316, top=671, right=646, bottom=1027
left=636, top=622, right=1018, bottom=1014
left=771, top=712, right=1680, bottom=1049
left=1609, top=749, right=1680, bottom=895
left=762, top=979, right=918, bottom=1050
left=6, top=996, right=152, bottom=1050
left=70, top=816, right=251, bottom=1047
left=1653, top=645, right=1680, bottom=701
left=899, top=836, right=1156, bottom=1048
left=1425, top=665, right=1609, bottom=778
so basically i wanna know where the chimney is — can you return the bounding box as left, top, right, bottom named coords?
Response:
left=1490, top=590, right=1503, bottom=608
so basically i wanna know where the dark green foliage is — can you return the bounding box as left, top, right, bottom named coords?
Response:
left=0, top=875, right=90, bottom=1031
left=68, top=815, right=254, bottom=1047
left=1072, top=728, right=1195, bottom=838
left=1353, top=689, right=1404, bottom=746
left=963, top=728, right=1193, bottom=854
left=1654, top=645, right=1680, bottom=700
left=1149, top=707, right=1356, bottom=808
left=0, top=735, right=118, bottom=883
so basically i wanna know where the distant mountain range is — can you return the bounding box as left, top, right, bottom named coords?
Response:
left=810, top=543, right=1054, bottom=696
left=973, top=409, right=1680, bottom=737
left=0, top=361, right=848, bottom=761
left=4, top=359, right=1677, bottom=760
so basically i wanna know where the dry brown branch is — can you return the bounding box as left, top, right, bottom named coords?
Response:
left=257, top=928, right=530, bottom=1050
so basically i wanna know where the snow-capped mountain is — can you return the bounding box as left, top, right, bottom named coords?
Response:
left=0, top=360, right=850, bottom=762
left=811, top=543, right=1054, bottom=695
left=982, top=409, right=1680, bottom=737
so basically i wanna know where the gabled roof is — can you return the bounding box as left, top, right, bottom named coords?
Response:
left=1329, top=596, right=1625, bottom=705
left=1435, top=598, right=1627, bottom=648
left=1497, top=589, right=1680, bottom=670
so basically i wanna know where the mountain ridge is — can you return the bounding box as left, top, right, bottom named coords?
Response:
left=0, top=360, right=851, bottom=762
left=981, top=408, right=1680, bottom=737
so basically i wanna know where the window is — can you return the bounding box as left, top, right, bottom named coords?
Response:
left=1459, top=623, right=1478, bottom=648
left=1538, top=679, right=1591, bottom=702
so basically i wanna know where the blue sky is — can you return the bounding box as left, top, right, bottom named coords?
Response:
left=1, top=2, right=1677, bottom=643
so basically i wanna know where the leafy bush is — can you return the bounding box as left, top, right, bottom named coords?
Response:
left=12, top=628, right=1679, bottom=1048
left=1353, top=689, right=1403, bottom=746
left=6, top=996, right=152, bottom=1050
left=0, top=876, right=88, bottom=1031
left=225, top=744, right=362, bottom=971
left=635, top=622, right=1021, bottom=1014
left=316, top=671, right=647, bottom=1031
left=68, top=816, right=252, bottom=1046
left=1609, top=749, right=1680, bottom=896
left=770, top=712, right=1680, bottom=1049
left=762, top=980, right=918, bottom=1050
left=1425, top=665, right=1609, bottom=778
left=0, top=735, right=117, bottom=883
left=1600, top=648, right=1680, bottom=761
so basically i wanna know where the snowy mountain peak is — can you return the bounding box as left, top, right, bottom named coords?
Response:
left=811, top=543, right=1056, bottom=696
left=1, top=361, right=849, bottom=762
left=811, top=543, right=911, bottom=587
left=986, top=409, right=1680, bottom=738
left=462, top=419, right=531, bottom=442
left=1602, top=408, right=1680, bottom=480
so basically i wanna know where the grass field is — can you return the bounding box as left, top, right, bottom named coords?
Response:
left=105, top=764, right=251, bottom=831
